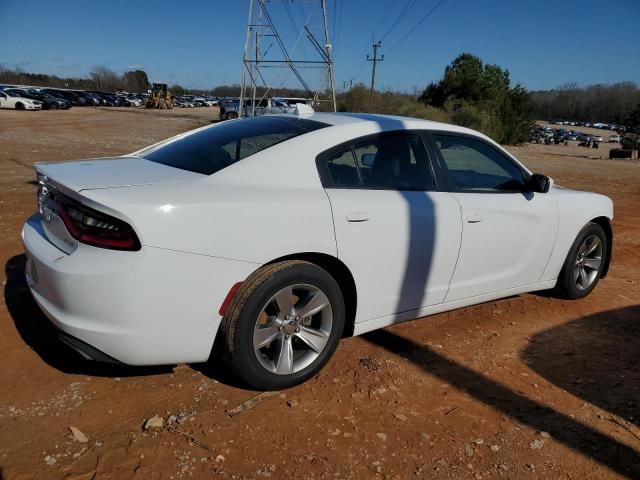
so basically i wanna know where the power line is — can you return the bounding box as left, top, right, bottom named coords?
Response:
left=374, top=0, right=398, bottom=35
left=334, top=0, right=343, bottom=56
left=285, top=2, right=299, bottom=36
left=379, top=0, right=418, bottom=42
left=274, top=3, right=318, bottom=88
left=386, top=0, right=447, bottom=53
left=347, top=0, right=445, bottom=86
left=284, top=2, right=310, bottom=58
left=331, top=0, right=337, bottom=44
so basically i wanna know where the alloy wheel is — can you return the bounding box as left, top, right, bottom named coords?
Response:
left=574, top=234, right=603, bottom=290
left=253, top=283, right=333, bottom=375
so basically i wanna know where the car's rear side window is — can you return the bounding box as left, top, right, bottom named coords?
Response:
left=321, top=132, right=436, bottom=191
left=140, top=116, right=328, bottom=175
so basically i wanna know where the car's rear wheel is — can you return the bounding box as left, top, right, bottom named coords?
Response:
left=221, top=260, right=345, bottom=390
left=555, top=222, right=607, bottom=299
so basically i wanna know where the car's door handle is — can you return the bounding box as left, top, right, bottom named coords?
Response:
left=467, top=213, right=483, bottom=223
left=346, top=211, right=371, bottom=222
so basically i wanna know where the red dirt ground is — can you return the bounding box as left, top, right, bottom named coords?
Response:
left=1, top=108, right=639, bottom=479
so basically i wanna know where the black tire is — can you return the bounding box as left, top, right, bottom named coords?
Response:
left=15, top=102, right=25, bottom=110
left=225, top=111, right=238, bottom=120
left=221, top=260, right=345, bottom=390
left=555, top=222, right=607, bottom=299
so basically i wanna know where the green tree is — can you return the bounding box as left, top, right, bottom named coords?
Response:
left=622, top=104, right=640, bottom=153
left=419, top=53, right=534, bottom=144
left=122, top=70, right=150, bottom=92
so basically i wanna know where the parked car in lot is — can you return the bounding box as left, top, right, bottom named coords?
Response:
left=42, top=89, right=89, bottom=107
left=122, top=95, right=143, bottom=107
left=566, top=132, right=580, bottom=141
left=174, top=96, right=196, bottom=108
left=0, top=90, right=42, bottom=110
left=592, top=135, right=603, bottom=143
left=191, top=96, right=208, bottom=107
left=72, top=91, right=101, bottom=106
left=22, top=113, right=613, bottom=389
left=219, top=97, right=297, bottom=120
left=609, top=134, right=621, bottom=143
left=4, top=88, right=70, bottom=109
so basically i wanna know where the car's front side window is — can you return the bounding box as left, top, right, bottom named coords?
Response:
left=432, top=134, right=528, bottom=192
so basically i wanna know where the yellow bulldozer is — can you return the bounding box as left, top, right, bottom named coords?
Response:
left=146, top=83, right=173, bottom=109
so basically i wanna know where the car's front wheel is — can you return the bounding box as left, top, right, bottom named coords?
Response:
left=221, top=260, right=345, bottom=390
left=555, top=222, right=608, bottom=299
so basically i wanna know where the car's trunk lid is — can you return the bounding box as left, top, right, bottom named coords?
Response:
left=34, top=157, right=204, bottom=192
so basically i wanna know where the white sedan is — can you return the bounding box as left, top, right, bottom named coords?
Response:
left=0, top=90, right=43, bottom=110
left=22, top=113, right=613, bottom=389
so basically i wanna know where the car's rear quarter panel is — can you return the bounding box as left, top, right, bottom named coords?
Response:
left=23, top=214, right=257, bottom=364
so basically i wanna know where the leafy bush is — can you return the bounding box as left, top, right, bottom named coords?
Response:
left=335, top=84, right=449, bottom=123
left=335, top=54, right=533, bottom=145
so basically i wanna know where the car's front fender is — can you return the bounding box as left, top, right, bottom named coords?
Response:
left=540, top=187, right=613, bottom=282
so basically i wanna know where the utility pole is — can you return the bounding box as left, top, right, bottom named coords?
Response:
left=367, top=40, right=383, bottom=100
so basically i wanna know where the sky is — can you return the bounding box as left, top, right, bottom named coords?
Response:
left=1, top=0, right=639, bottom=92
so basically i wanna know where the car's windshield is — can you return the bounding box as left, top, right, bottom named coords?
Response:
left=140, top=116, right=328, bottom=175
left=5, top=90, right=22, bottom=97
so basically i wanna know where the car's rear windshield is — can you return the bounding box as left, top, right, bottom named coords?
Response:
left=139, top=116, right=328, bottom=175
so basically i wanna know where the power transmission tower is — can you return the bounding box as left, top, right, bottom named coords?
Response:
left=367, top=40, right=384, bottom=100
left=239, top=0, right=337, bottom=117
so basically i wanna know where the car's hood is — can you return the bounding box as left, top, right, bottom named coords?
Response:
left=34, top=157, right=204, bottom=192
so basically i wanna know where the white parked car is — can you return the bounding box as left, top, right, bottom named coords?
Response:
left=609, top=134, right=621, bottom=143
left=0, top=90, right=43, bottom=110
left=125, top=96, right=144, bottom=107
left=22, top=113, right=613, bottom=389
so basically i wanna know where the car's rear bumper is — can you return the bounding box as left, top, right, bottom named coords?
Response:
left=56, top=327, right=122, bottom=363
left=22, top=213, right=257, bottom=365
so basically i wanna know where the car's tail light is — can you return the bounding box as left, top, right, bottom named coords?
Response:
left=39, top=184, right=140, bottom=251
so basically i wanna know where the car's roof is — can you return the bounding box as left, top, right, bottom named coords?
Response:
left=274, top=112, right=482, bottom=136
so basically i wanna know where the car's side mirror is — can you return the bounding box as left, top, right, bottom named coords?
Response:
left=528, top=173, right=553, bottom=193
left=361, top=153, right=375, bottom=168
